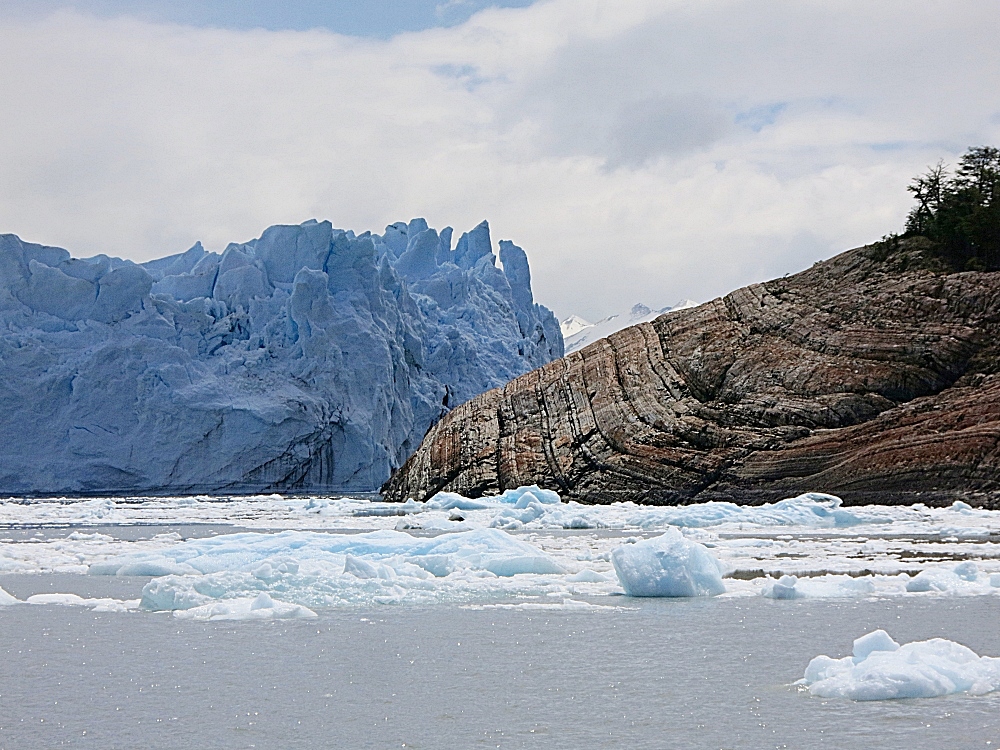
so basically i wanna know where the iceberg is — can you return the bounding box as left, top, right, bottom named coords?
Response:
left=799, top=629, right=1000, bottom=700
left=0, top=220, right=562, bottom=493
left=404, top=489, right=869, bottom=533
left=173, top=593, right=317, bottom=622
left=23, top=593, right=137, bottom=612
left=611, top=528, right=726, bottom=597
left=761, top=574, right=875, bottom=599
left=87, top=527, right=568, bottom=610
left=906, top=561, right=986, bottom=593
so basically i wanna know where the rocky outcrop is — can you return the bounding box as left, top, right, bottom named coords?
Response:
left=383, top=239, right=1000, bottom=506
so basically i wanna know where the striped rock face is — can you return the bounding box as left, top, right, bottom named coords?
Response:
left=384, top=239, right=1000, bottom=507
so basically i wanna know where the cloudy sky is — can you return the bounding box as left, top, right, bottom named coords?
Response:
left=1, top=1, right=998, bottom=321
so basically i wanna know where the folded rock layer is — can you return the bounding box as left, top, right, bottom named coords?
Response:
left=384, top=239, right=1000, bottom=506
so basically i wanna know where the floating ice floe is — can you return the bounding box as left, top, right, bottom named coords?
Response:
left=905, top=561, right=1000, bottom=594
left=799, top=629, right=1000, bottom=700
left=762, top=574, right=876, bottom=599
left=6, top=487, right=1000, bottom=616
left=92, top=528, right=565, bottom=579
left=611, top=529, right=726, bottom=597
left=24, top=593, right=138, bottom=612
left=4, top=491, right=999, bottom=540
left=173, top=593, right=317, bottom=622
left=373, top=490, right=881, bottom=533
left=89, top=528, right=569, bottom=611
left=466, top=598, right=624, bottom=612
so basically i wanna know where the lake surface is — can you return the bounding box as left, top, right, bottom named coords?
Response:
left=1, top=590, right=998, bottom=749
left=2, top=493, right=1000, bottom=749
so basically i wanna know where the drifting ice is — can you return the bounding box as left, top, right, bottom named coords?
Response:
left=762, top=574, right=875, bottom=599
left=799, top=629, right=1000, bottom=700
left=0, top=220, right=562, bottom=493
left=906, top=561, right=989, bottom=593
left=173, top=593, right=318, bottom=622
left=88, top=527, right=567, bottom=611
left=401, top=490, right=873, bottom=533
left=611, top=528, right=726, bottom=597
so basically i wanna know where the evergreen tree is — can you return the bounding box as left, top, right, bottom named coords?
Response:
left=905, top=146, right=1000, bottom=270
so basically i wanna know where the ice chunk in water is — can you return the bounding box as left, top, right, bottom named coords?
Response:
left=851, top=629, right=900, bottom=660
left=762, top=574, right=875, bottom=599
left=344, top=555, right=396, bottom=580
left=26, top=593, right=88, bottom=606
left=799, top=630, right=1000, bottom=700
left=426, top=485, right=561, bottom=512
left=0, top=587, right=19, bottom=605
left=565, top=569, right=613, bottom=583
left=23, top=593, right=137, bottom=611
left=906, top=562, right=983, bottom=593
left=173, top=595, right=317, bottom=621
left=611, top=528, right=725, bottom=597
left=109, top=527, right=567, bottom=611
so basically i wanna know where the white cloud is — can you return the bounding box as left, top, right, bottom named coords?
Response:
left=0, top=1, right=998, bottom=320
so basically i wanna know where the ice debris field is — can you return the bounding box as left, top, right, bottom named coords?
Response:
left=8, top=487, right=1000, bottom=699
left=3, top=487, right=1000, bottom=630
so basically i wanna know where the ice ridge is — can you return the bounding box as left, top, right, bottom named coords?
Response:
left=0, top=220, right=562, bottom=493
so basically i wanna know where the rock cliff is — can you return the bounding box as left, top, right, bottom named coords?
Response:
left=383, top=239, right=1000, bottom=506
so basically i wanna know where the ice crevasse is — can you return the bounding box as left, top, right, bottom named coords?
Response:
left=0, top=219, right=562, bottom=493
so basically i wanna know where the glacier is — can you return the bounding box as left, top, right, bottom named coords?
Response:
left=0, top=219, right=562, bottom=494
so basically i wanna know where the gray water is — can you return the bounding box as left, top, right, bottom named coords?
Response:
left=1, top=583, right=998, bottom=750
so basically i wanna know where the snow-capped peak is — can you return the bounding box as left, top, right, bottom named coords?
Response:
left=559, top=314, right=592, bottom=338
left=563, top=299, right=699, bottom=354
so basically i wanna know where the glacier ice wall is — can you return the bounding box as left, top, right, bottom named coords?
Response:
left=0, top=219, right=562, bottom=494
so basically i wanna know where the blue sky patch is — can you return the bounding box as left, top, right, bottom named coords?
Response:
left=0, top=0, right=539, bottom=38
left=734, top=102, right=787, bottom=132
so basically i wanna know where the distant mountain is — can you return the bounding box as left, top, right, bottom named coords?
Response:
left=562, top=300, right=698, bottom=354
left=559, top=314, right=591, bottom=338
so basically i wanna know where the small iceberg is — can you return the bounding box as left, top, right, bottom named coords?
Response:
left=89, top=527, right=568, bottom=612
left=798, top=629, right=1000, bottom=700
left=906, top=561, right=989, bottom=593
left=173, top=592, right=318, bottom=622
left=762, top=574, right=875, bottom=599
left=611, top=528, right=725, bottom=597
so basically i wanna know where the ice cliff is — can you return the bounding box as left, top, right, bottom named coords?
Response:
left=0, top=219, right=562, bottom=494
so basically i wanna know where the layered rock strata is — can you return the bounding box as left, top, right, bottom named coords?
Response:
left=384, top=240, right=1000, bottom=506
